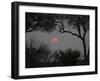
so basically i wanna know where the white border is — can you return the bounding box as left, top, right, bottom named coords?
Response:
left=19, top=5, right=95, bottom=76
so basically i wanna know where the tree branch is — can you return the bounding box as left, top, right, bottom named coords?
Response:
left=26, top=27, right=34, bottom=32
left=83, top=32, right=86, bottom=39
left=62, top=30, right=82, bottom=39
left=77, top=25, right=81, bottom=37
left=57, top=20, right=82, bottom=39
left=82, top=24, right=87, bottom=32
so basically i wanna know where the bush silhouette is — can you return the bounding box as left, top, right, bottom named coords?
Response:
left=26, top=40, right=82, bottom=68
left=26, top=40, right=51, bottom=68
left=58, top=49, right=81, bottom=66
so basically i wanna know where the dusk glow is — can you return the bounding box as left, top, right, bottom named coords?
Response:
left=51, top=36, right=59, bottom=44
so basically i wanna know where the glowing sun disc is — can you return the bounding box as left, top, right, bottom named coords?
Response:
left=51, top=36, right=59, bottom=44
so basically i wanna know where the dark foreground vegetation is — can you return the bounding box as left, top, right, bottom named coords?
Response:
left=25, top=40, right=89, bottom=68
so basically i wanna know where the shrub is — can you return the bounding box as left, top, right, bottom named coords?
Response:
left=58, top=49, right=81, bottom=66
left=25, top=40, right=51, bottom=68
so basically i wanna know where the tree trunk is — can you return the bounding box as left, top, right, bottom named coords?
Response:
left=82, top=39, right=87, bottom=58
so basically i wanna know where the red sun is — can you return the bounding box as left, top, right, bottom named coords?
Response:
left=51, top=36, right=59, bottom=44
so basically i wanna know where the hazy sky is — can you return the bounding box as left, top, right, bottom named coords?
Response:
left=26, top=26, right=89, bottom=56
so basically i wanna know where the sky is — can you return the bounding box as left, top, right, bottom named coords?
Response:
left=26, top=27, right=89, bottom=56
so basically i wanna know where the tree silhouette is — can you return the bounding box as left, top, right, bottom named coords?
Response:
left=56, top=49, right=81, bottom=65
left=55, top=15, right=89, bottom=58
left=26, top=39, right=51, bottom=68
left=26, top=13, right=56, bottom=32
left=26, top=13, right=89, bottom=60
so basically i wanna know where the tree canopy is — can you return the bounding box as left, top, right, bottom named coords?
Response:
left=26, top=13, right=56, bottom=32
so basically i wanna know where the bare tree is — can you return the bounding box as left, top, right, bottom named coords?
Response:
left=55, top=15, right=89, bottom=58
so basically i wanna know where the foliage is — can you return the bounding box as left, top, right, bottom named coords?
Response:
left=26, top=40, right=51, bottom=67
left=26, top=13, right=56, bottom=32
left=66, top=15, right=89, bottom=32
left=53, top=49, right=81, bottom=66
left=26, top=39, right=86, bottom=68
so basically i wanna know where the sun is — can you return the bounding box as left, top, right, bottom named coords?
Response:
left=51, top=36, right=59, bottom=44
